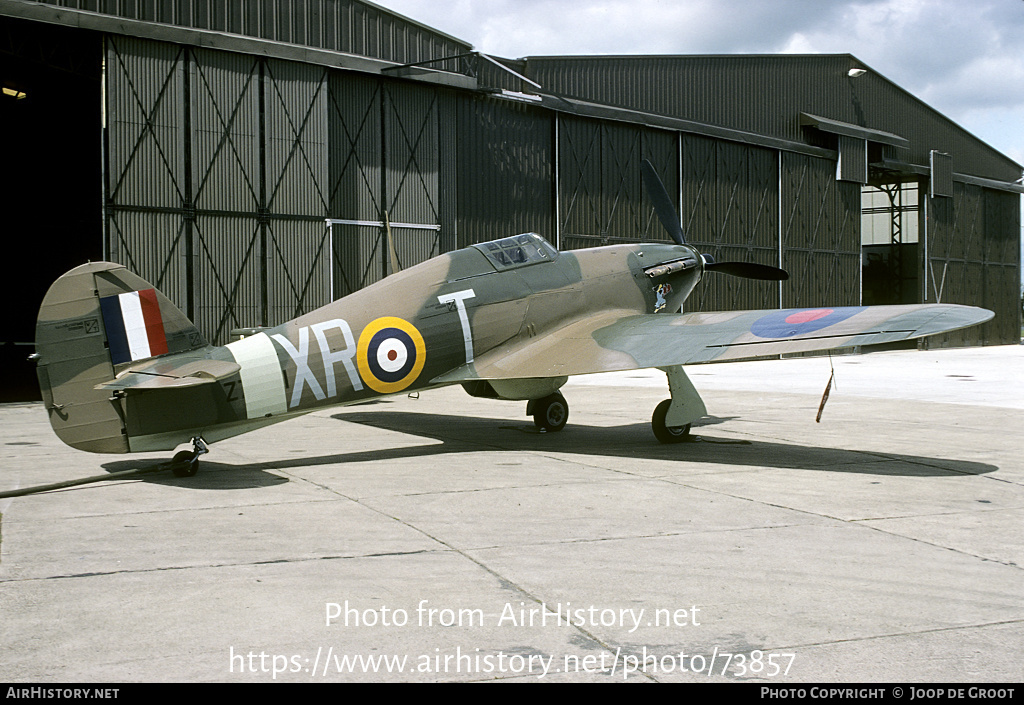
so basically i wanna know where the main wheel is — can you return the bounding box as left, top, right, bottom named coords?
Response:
left=532, top=393, right=569, bottom=432
left=652, top=399, right=691, bottom=444
left=171, top=450, right=199, bottom=477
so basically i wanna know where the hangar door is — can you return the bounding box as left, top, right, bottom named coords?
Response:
left=780, top=152, right=861, bottom=309
left=557, top=121, right=781, bottom=313
left=927, top=183, right=1020, bottom=347
left=678, top=135, right=780, bottom=313
left=104, top=36, right=331, bottom=344
left=328, top=75, right=443, bottom=298
left=557, top=116, right=677, bottom=250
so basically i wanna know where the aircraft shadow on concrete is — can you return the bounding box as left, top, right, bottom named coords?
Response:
left=105, top=409, right=995, bottom=486
left=328, top=410, right=996, bottom=478
left=100, top=459, right=290, bottom=490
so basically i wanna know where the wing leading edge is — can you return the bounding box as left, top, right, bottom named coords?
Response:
left=432, top=304, right=994, bottom=383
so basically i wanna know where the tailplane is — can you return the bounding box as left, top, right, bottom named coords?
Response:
left=34, top=262, right=206, bottom=453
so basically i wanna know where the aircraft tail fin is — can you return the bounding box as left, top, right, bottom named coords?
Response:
left=34, top=262, right=207, bottom=453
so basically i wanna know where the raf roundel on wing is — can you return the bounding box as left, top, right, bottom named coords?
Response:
left=750, top=307, right=863, bottom=339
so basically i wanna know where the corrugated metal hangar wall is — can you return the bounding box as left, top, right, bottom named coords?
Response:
left=1, top=1, right=1020, bottom=399
left=523, top=54, right=1022, bottom=348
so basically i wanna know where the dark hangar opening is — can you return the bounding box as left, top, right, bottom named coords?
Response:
left=0, top=17, right=102, bottom=400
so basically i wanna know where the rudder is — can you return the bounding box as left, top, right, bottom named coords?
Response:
left=34, top=262, right=206, bottom=453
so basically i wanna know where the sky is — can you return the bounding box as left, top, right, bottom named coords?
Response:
left=372, top=0, right=1024, bottom=169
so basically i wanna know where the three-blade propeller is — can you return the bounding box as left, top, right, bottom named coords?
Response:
left=641, top=159, right=789, bottom=282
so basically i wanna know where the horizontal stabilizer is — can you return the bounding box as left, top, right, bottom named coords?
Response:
left=95, top=359, right=241, bottom=392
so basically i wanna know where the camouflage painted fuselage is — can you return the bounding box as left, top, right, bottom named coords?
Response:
left=36, top=238, right=702, bottom=453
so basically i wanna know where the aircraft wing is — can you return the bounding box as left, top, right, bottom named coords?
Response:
left=432, top=304, right=994, bottom=382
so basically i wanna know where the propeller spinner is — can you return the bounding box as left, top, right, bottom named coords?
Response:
left=641, top=159, right=788, bottom=282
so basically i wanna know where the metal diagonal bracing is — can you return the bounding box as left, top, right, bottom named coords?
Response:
left=391, top=224, right=440, bottom=274
left=925, top=182, right=1013, bottom=347
left=192, top=216, right=261, bottom=342
left=268, top=221, right=331, bottom=325
left=105, top=36, right=188, bottom=306
left=781, top=152, right=859, bottom=309
left=559, top=118, right=678, bottom=250
left=106, top=211, right=190, bottom=308
left=328, top=78, right=442, bottom=297
left=327, top=73, right=383, bottom=298
left=188, top=50, right=262, bottom=340
left=383, top=82, right=441, bottom=273
left=454, top=95, right=553, bottom=247
left=264, top=59, right=330, bottom=323
left=331, top=223, right=385, bottom=298
left=264, top=59, right=329, bottom=216
left=104, top=37, right=330, bottom=344
left=601, top=122, right=642, bottom=238
left=384, top=82, right=439, bottom=228
left=682, top=137, right=780, bottom=313
left=329, top=74, right=382, bottom=221
left=190, top=49, right=260, bottom=212
left=680, top=133, right=717, bottom=250
left=710, top=142, right=779, bottom=311
left=106, top=36, right=185, bottom=209
left=559, top=118, right=604, bottom=243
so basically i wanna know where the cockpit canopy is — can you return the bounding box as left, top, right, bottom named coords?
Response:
left=472, top=233, right=559, bottom=271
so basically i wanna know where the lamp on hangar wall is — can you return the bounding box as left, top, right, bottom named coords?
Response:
left=2, top=81, right=28, bottom=99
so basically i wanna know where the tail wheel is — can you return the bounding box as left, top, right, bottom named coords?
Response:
left=652, top=399, right=691, bottom=444
left=171, top=450, right=199, bottom=478
left=532, top=393, right=569, bottom=432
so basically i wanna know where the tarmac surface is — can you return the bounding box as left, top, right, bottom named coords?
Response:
left=1, top=345, right=1022, bottom=683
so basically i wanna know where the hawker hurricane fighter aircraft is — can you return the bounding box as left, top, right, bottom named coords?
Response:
left=34, top=161, right=992, bottom=476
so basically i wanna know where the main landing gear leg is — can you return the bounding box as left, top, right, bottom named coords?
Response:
left=651, top=366, right=707, bottom=444
left=171, top=436, right=209, bottom=478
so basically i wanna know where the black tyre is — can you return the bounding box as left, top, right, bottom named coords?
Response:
left=532, top=393, right=569, bottom=432
left=171, top=450, right=199, bottom=477
left=652, top=399, right=691, bottom=444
